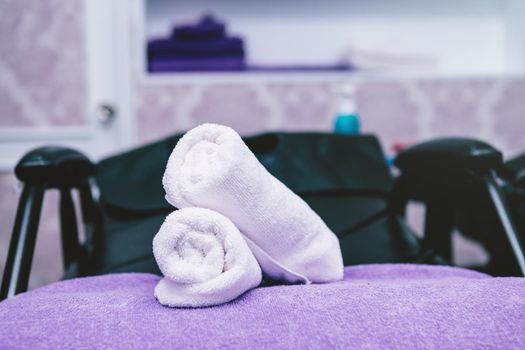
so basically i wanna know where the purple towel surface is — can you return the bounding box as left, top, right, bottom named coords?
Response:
left=147, top=38, right=245, bottom=58
left=0, top=264, right=524, bottom=349
left=148, top=58, right=246, bottom=73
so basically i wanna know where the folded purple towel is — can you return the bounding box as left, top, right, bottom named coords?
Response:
left=171, top=15, right=226, bottom=41
left=147, top=37, right=245, bottom=58
left=0, top=264, right=523, bottom=349
left=148, top=57, right=246, bottom=73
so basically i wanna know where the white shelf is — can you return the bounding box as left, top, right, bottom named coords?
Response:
left=136, top=0, right=525, bottom=83
left=139, top=70, right=525, bottom=87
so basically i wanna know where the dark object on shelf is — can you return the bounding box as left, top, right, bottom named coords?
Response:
left=171, top=14, right=226, bottom=41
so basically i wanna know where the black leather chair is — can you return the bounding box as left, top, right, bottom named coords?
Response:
left=2, top=132, right=524, bottom=300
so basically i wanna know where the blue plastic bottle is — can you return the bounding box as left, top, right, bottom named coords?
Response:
left=332, top=84, right=392, bottom=167
left=334, top=84, right=360, bottom=135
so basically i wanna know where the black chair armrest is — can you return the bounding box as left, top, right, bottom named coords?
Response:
left=15, top=146, right=95, bottom=187
left=392, top=138, right=525, bottom=276
left=392, top=138, right=503, bottom=211
left=394, top=137, right=503, bottom=175
left=1, top=147, right=97, bottom=300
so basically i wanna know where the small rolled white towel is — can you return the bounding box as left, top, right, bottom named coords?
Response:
left=163, top=123, right=344, bottom=283
left=153, top=207, right=262, bottom=307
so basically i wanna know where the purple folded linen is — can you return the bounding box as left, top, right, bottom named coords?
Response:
left=148, top=58, right=246, bottom=72
left=0, top=264, right=524, bottom=349
left=171, top=15, right=226, bottom=41
left=147, top=37, right=245, bottom=59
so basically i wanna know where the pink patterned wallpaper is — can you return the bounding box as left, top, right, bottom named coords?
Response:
left=135, top=78, right=525, bottom=158
left=417, top=80, right=491, bottom=136
left=358, top=81, right=421, bottom=153
left=493, top=81, right=525, bottom=152
left=265, top=82, right=335, bottom=131
left=0, top=0, right=85, bottom=127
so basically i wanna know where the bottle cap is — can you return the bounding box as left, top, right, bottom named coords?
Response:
left=334, top=115, right=360, bottom=134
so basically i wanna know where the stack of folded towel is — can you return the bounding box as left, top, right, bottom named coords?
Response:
left=147, top=15, right=245, bottom=72
left=154, top=123, right=344, bottom=307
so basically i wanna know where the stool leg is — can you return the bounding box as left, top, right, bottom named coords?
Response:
left=60, top=188, right=80, bottom=270
left=424, top=202, right=454, bottom=263
left=0, top=185, right=45, bottom=300
left=485, top=171, right=525, bottom=276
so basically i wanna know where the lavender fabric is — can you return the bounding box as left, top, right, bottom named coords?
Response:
left=147, top=38, right=245, bottom=58
left=148, top=58, right=246, bottom=72
left=0, top=264, right=524, bottom=349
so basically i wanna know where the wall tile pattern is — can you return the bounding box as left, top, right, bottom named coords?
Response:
left=0, top=0, right=85, bottom=127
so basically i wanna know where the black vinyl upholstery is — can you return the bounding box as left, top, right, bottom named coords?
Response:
left=91, top=133, right=424, bottom=275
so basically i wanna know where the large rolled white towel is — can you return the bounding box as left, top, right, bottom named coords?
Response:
left=153, top=207, right=262, bottom=307
left=163, top=123, right=344, bottom=283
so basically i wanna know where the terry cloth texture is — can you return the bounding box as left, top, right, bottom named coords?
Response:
left=153, top=207, right=261, bottom=307
left=163, top=123, right=343, bottom=284
left=0, top=264, right=524, bottom=349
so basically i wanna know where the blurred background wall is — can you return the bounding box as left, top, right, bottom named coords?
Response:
left=1, top=0, right=524, bottom=288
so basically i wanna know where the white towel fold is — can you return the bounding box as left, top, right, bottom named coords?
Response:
left=163, top=123, right=344, bottom=283
left=153, top=207, right=262, bottom=307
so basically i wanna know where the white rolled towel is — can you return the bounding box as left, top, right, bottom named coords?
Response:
left=153, top=207, right=262, bottom=307
left=163, top=123, right=344, bottom=283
